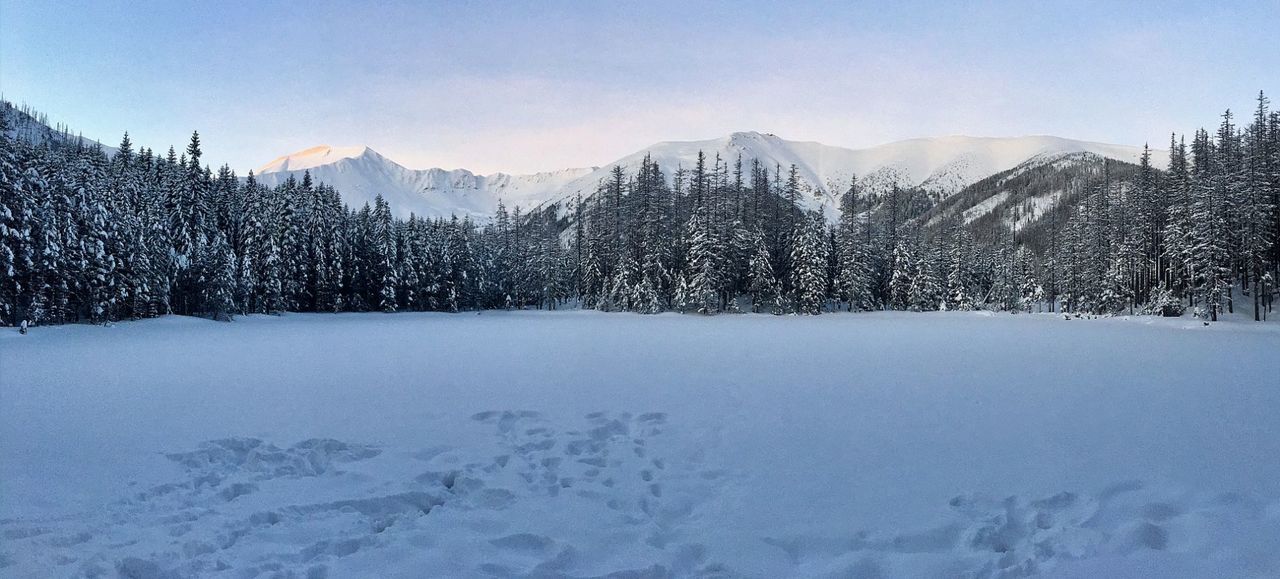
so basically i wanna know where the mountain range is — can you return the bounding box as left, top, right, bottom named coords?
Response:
left=254, top=146, right=594, bottom=219
left=253, top=133, right=1166, bottom=221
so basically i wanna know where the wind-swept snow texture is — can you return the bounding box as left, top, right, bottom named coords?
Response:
left=2, top=312, right=1278, bottom=578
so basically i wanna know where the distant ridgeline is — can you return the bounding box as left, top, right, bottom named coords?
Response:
left=0, top=94, right=1277, bottom=325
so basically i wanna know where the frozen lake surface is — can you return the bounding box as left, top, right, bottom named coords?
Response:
left=2, top=310, right=1278, bottom=578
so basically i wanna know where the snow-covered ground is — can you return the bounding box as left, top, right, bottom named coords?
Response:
left=2, top=311, right=1278, bottom=578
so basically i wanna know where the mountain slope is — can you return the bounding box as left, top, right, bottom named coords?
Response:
left=2, top=101, right=117, bottom=154
left=922, top=151, right=1147, bottom=249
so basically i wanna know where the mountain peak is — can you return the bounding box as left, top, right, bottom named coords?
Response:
left=727, top=130, right=776, bottom=141
left=257, top=145, right=373, bottom=174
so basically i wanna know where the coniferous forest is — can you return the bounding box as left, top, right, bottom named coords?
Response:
left=1, top=93, right=1277, bottom=326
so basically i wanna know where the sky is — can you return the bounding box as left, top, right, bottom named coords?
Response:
left=1, top=0, right=1276, bottom=175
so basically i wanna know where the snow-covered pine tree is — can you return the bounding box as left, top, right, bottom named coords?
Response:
left=1162, top=134, right=1194, bottom=304
left=1244, top=92, right=1276, bottom=320
left=1190, top=127, right=1231, bottom=321
left=630, top=266, right=663, bottom=314
left=945, top=221, right=974, bottom=311
left=889, top=234, right=916, bottom=311
left=1016, top=247, right=1043, bottom=312
left=835, top=179, right=873, bottom=311
left=684, top=212, right=720, bottom=314
left=0, top=108, right=31, bottom=325
left=746, top=227, right=781, bottom=314
left=1133, top=143, right=1163, bottom=306
left=371, top=195, right=398, bottom=312
left=198, top=232, right=236, bottom=321
left=608, top=249, right=637, bottom=312
left=987, top=235, right=1021, bottom=312
left=907, top=238, right=942, bottom=312
left=789, top=211, right=827, bottom=315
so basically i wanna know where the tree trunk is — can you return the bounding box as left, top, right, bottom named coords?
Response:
left=1255, top=279, right=1261, bottom=322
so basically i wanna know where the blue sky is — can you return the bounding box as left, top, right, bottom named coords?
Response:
left=1, top=0, right=1275, bottom=174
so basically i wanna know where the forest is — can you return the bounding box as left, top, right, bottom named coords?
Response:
left=0, top=93, right=1276, bottom=326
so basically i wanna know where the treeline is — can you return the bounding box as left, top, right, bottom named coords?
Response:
left=0, top=94, right=1276, bottom=325
left=1044, top=96, right=1278, bottom=320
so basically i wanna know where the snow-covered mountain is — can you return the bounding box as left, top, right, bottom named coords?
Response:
left=254, top=134, right=1166, bottom=219
left=253, top=146, right=595, bottom=219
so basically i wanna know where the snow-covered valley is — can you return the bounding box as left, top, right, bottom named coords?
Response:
left=2, top=312, right=1278, bottom=578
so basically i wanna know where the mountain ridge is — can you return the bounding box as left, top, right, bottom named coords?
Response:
left=254, top=132, right=1167, bottom=219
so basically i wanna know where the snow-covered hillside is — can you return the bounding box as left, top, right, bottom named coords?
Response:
left=2, top=311, right=1277, bottom=578
left=922, top=151, right=1151, bottom=240
left=254, top=135, right=1165, bottom=220
left=254, top=146, right=594, bottom=219
left=1, top=101, right=117, bottom=155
